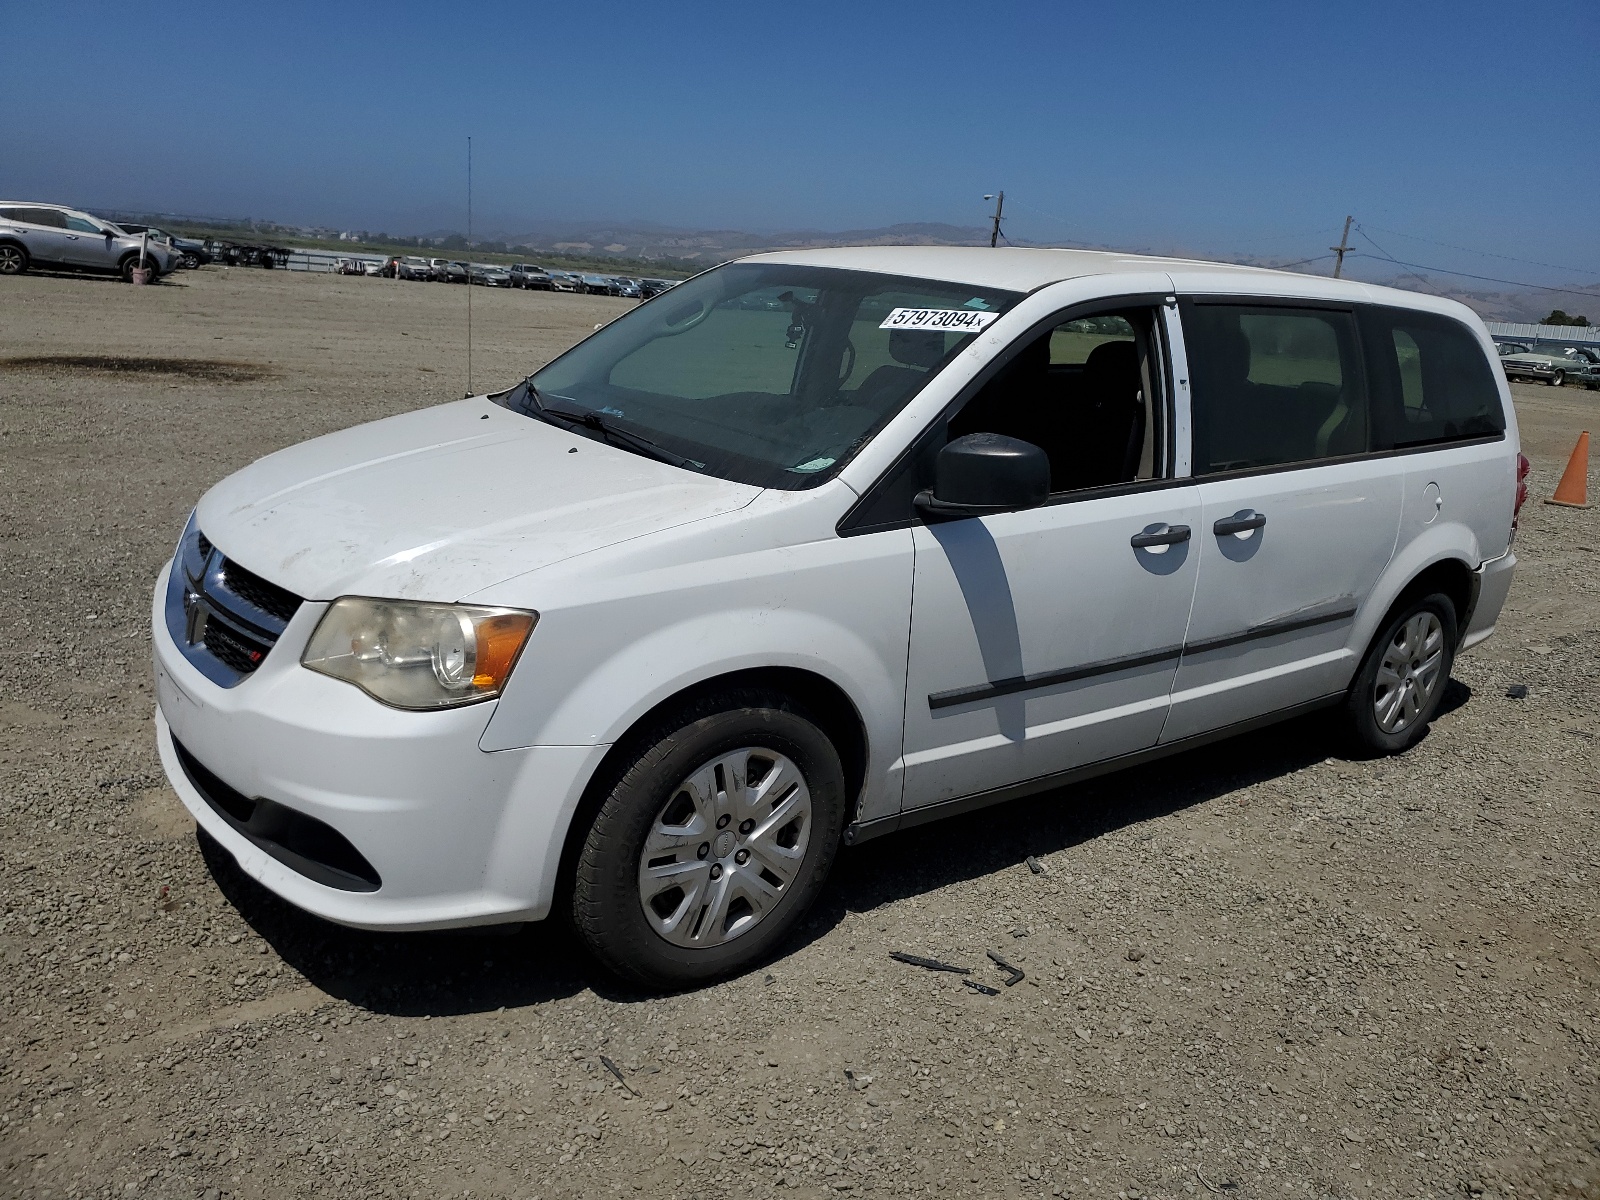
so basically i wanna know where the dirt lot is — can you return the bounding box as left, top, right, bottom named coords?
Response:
left=1, top=266, right=1596, bottom=1200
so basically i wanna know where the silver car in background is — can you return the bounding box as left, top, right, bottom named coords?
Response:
left=0, top=202, right=176, bottom=281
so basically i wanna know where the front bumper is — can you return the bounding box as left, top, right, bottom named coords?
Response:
left=151, top=562, right=607, bottom=930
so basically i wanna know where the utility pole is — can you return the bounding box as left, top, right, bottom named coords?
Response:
left=1331, top=214, right=1353, bottom=279
left=466, top=135, right=473, bottom=397
left=985, top=191, right=1005, bottom=247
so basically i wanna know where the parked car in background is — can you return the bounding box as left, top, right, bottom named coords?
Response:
left=170, top=237, right=212, bottom=268
left=398, top=256, right=433, bottom=281
left=336, top=258, right=365, bottom=275
left=364, top=258, right=399, bottom=278
left=549, top=271, right=581, bottom=293
left=612, top=277, right=642, bottom=299
left=468, top=263, right=512, bottom=287
left=580, top=273, right=615, bottom=295
left=0, top=202, right=176, bottom=281
left=443, top=261, right=469, bottom=284
left=1499, top=344, right=1600, bottom=387
left=1494, top=341, right=1531, bottom=357
left=511, top=263, right=552, bottom=290
left=640, top=278, right=675, bottom=298
left=428, top=257, right=452, bottom=282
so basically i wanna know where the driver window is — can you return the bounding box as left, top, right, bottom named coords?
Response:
left=948, top=308, right=1162, bottom=493
left=64, top=216, right=101, bottom=234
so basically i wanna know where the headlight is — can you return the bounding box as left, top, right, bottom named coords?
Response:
left=302, top=598, right=536, bottom=710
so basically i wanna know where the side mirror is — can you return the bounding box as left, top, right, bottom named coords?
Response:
left=915, top=432, right=1050, bottom=518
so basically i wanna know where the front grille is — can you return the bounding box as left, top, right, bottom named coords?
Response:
left=166, top=522, right=305, bottom=688
left=219, top=558, right=300, bottom=624
left=202, top=618, right=271, bottom=673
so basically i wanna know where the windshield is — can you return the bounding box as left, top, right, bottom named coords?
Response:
left=511, top=262, right=1022, bottom=488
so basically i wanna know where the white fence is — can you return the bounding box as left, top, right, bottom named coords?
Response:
left=283, top=249, right=391, bottom=273
left=1486, top=321, right=1600, bottom=345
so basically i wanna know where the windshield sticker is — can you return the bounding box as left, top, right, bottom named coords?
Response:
left=791, top=456, right=836, bottom=473
left=962, top=298, right=995, bottom=310
left=879, top=307, right=1000, bottom=334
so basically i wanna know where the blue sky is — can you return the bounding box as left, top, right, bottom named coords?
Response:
left=4, top=0, right=1597, bottom=289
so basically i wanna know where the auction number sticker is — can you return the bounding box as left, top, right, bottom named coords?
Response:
left=879, top=307, right=1000, bottom=333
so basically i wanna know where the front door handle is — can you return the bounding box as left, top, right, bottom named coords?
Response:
left=1213, top=511, right=1267, bottom=536
left=1130, top=524, right=1192, bottom=548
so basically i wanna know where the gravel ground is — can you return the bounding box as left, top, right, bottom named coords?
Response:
left=1, top=267, right=1596, bottom=1200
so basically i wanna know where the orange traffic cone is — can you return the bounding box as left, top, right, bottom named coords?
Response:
left=1546, top=431, right=1591, bottom=509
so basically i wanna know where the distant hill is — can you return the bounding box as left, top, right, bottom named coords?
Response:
left=492, top=220, right=996, bottom=260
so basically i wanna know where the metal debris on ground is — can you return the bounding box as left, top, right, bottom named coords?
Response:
left=889, top=951, right=971, bottom=974
left=985, top=949, right=1026, bottom=986
left=1506, top=684, right=1529, bottom=699
left=962, top=978, right=1001, bottom=996
left=599, top=1055, right=638, bottom=1096
left=1026, top=856, right=1045, bottom=875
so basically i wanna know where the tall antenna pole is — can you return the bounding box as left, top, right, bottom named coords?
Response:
left=1331, top=214, right=1353, bottom=279
left=466, top=136, right=474, bottom=395
left=987, top=191, right=1005, bottom=248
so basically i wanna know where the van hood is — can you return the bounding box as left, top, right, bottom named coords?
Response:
left=195, top=398, right=761, bottom=601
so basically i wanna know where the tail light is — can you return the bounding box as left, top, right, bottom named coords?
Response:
left=1511, top=451, right=1531, bottom=537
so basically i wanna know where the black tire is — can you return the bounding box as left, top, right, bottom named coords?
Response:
left=571, top=690, right=847, bottom=988
left=1342, top=592, right=1458, bottom=756
left=182, top=252, right=200, bottom=269
left=1550, top=370, right=1565, bottom=387
left=119, top=254, right=146, bottom=283
left=0, top=242, right=28, bottom=275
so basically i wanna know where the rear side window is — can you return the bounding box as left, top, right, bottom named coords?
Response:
left=1183, top=302, right=1368, bottom=475
left=1361, top=307, right=1505, bottom=449
left=22, top=208, right=68, bottom=228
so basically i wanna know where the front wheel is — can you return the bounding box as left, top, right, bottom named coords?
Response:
left=0, top=243, right=29, bottom=275
left=182, top=252, right=200, bottom=269
left=571, top=691, right=846, bottom=988
left=1550, top=370, right=1566, bottom=387
left=1342, top=593, right=1457, bottom=755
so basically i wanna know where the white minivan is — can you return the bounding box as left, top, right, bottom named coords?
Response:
left=152, top=247, right=1522, bottom=986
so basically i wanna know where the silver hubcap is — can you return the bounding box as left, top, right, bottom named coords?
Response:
left=638, top=746, right=811, bottom=948
left=1373, top=611, right=1444, bottom=733
left=0, top=248, right=21, bottom=272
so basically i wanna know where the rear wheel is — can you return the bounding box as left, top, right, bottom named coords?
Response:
left=571, top=691, right=847, bottom=988
left=0, top=243, right=27, bottom=275
left=1342, top=592, right=1457, bottom=755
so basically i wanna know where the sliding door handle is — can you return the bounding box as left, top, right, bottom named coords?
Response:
left=1213, top=511, right=1267, bottom=536
left=1130, top=524, right=1191, bottom=548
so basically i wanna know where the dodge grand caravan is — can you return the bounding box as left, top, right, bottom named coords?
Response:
left=152, top=247, right=1521, bottom=986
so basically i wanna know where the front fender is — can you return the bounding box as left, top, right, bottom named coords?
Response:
left=482, top=606, right=904, bottom=812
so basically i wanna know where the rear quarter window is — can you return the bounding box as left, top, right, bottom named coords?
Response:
left=1361, top=307, right=1505, bottom=449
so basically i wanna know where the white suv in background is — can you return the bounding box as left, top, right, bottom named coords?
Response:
left=0, top=202, right=176, bottom=280
left=151, top=247, right=1521, bottom=987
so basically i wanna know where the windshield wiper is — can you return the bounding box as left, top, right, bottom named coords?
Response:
left=520, top=379, right=703, bottom=471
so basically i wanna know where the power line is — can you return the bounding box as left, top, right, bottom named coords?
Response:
left=1357, top=221, right=1600, bottom=280
left=1347, top=253, right=1600, bottom=300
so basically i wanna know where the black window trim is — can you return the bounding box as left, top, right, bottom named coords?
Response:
left=837, top=291, right=1177, bottom=537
